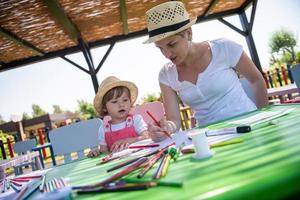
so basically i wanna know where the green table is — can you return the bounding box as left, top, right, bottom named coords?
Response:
left=31, top=104, right=300, bottom=199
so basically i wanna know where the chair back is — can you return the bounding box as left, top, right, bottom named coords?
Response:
left=49, top=118, right=102, bottom=164
left=13, top=139, right=36, bottom=155
left=240, top=78, right=256, bottom=104
left=132, top=101, right=165, bottom=124
left=291, top=63, right=300, bottom=88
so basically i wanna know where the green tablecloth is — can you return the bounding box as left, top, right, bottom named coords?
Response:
left=31, top=104, right=300, bottom=199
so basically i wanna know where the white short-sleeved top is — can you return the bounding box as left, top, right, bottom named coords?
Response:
left=159, top=38, right=257, bottom=126
left=98, top=114, right=147, bottom=146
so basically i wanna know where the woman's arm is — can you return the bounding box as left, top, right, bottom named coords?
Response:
left=148, top=83, right=182, bottom=142
left=236, top=52, right=268, bottom=108
left=160, top=83, right=182, bottom=129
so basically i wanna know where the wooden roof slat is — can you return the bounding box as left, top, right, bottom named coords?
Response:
left=0, top=27, right=44, bottom=56
left=0, top=35, right=37, bottom=64
left=204, top=0, right=221, bottom=17
left=0, top=0, right=253, bottom=70
left=119, top=0, right=129, bottom=35
left=42, top=0, right=80, bottom=43
left=0, top=0, right=76, bottom=59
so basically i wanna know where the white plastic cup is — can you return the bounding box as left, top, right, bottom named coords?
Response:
left=190, top=128, right=213, bottom=160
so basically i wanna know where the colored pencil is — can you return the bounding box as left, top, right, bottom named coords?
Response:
left=137, top=150, right=165, bottom=178
left=15, top=185, right=29, bottom=200
left=121, top=178, right=183, bottom=188
left=106, top=157, right=141, bottom=173
left=39, top=175, right=46, bottom=192
left=9, top=182, right=21, bottom=192
left=161, top=154, right=171, bottom=177
left=21, top=180, right=43, bottom=200
left=9, top=179, right=22, bottom=187
left=76, top=183, right=155, bottom=194
left=129, top=144, right=160, bottom=149
left=11, top=178, right=30, bottom=182
left=14, top=175, right=42, bottom=179
left=210, top=138, right=244, bottom=148
left=106, top=147, right=168, bottom=173
left=74, top=157, right=149, bottom=190
left=152, top=153, right=167, bottom=179
left=146, top=111, right=172, bottom=139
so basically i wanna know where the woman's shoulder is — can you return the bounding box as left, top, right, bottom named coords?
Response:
left=161, top=62, right=175, bottom=70
left=209, top=38, right=242, bottom=53
left=210, top=38, right=236, bottom=46
left=159, top=62, right=176, bottom=76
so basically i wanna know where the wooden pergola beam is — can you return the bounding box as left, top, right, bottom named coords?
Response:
left=204, top=0, right=220, bottom=17
left=0, top=27, right=44, bottom=56
left=119, top=0, right=129, bottom=35
left=42, top=0, right=80, bottom=42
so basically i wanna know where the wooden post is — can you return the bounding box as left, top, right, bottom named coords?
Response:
left=38, top=128, right=47, bottom=158
left=7, top=138, right=14, bottom=158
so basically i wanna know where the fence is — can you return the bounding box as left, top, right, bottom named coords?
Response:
left=0, top=127, right=49, bottom=160
left=262, top=64, right=295, bottom=88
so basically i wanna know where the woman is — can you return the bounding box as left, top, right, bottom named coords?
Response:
left=144, top=1, right=268, bottom=142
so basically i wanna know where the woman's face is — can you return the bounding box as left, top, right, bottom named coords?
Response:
left=155, top=29, right=191, bottom=65
left=105, top=91, right=131, bottom=123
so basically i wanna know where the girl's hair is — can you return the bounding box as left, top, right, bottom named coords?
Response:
left=101, top=86, right=131, bottom=115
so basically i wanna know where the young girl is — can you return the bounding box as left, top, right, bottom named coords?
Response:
left=88, top=76, right=149, bottom=157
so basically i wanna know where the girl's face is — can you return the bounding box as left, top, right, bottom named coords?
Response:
left=105, top=91, right=131, bottom=123
left=155, top=29, right=191, bottom=65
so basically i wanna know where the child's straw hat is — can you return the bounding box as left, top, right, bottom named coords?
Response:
left=144, top=1, right=196, bottom=44
left=94, top=76, right=138, bottom=117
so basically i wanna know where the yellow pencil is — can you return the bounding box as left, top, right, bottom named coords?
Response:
left=161, top=154, right=171, bottom=177
left=210, top=138, right=244, bottom=148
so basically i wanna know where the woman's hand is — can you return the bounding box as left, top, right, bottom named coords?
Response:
left=148, top=119, right=170, bottom=142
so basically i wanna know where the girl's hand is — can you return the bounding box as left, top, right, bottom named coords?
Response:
left=87, top=148, right=101, bottom=157
left=110, top=138, right=136, bottom=152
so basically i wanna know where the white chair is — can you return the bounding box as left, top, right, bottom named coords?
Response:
left=13, top=139, right=37, bottom=175
left=49, top=118, right=102, bottom=164
left=291, top=63, right=300, bottom=88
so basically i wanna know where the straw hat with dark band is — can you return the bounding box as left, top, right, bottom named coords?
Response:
left=94, top=76, right=138, bottom=117
left=143, top=1, right=196, bottom=44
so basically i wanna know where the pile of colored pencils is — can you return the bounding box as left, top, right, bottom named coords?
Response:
left=0, top=175, right=42, bottom=193
left=42, top=177, right=68, bottom=193
left=74, top=144, right=181, bottom=194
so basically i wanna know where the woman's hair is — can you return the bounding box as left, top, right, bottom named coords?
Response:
left=101, top=86, right=131, bottom=115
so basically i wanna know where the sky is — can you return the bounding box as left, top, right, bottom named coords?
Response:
left=0, top=0, right=300, bottom=122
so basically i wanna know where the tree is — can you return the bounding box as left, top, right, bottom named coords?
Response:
left=269, top=29, right=297, bottom=64
left=32, top=104, right=47, bottom=118
left=142, top=93, right=160, bottom=103
left=77, top=100, right=97, bottom=119
left=296, top=51, right=300, bottom=63
left=0, top=115, right=6, bottom=124
left=52, top=105, right=63, bottom=114
left=22, top=112, right=31, bottom=120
